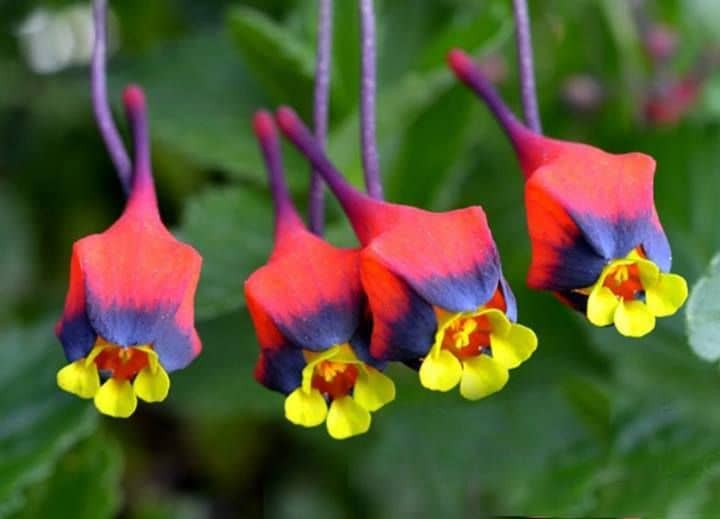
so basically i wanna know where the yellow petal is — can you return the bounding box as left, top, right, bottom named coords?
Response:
left=418, top=349, right=462, bottom=392
left=284, top=388, right=327, bottom=427
left=490, top=324, right=538, bottom=369
left=353, top=367, right=396, bottom=412
left=85, top=342, right=108, bottom=364
left=94, top=379, right=137, bottom=418
left=614, top=300, right=655, bottom=337
left=483, top=309, right=512, bottom=337
left=56, top=360, right=100, bottom=399
left=134, top=365, right=171, bottom=403
left=459, top=355, right=509, bottom=400
left=326, top=396, right=371, bottom=440
left=645, top=273, right=688, bottom=317
left=635, top=258, right=660, bottom=287
left=587, top=286, right=619, bottom=326
left=135, top=345, right=160, bottom=373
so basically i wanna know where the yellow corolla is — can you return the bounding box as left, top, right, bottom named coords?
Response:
left=284, top=344, right=395, bottom=440
left=57, top=338, right=170, bottom=418
left=586, top=249, right=687, bottom=337
left=419, top=308, right=537, bottom=400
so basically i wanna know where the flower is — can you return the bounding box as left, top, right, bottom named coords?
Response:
left=247, top=112, right=394, bottom=439
left=276, top=107, right=537, bottom=400
left=55, top=86, right=202, bottom=417
left=449, top=49, right=687, bottom=337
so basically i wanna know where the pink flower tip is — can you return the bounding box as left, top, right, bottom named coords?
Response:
left=447, top=49, right=474, bottom=81
left=275, top=106, right=300, bottom=135
left=252, top=110, right=276, bottom=141
left=123, top=85, right=146, bottom=113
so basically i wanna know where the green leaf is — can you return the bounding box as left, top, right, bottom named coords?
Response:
left=169, top=312, right=278, bottom=420
left=0, top=323, right=98, bottom=518
left=227, top=6, right=315, bottom=116
left=11, top=433, right=123, bottom=519
left=687, top=253, right=720, bottom=362
left=111, top=33, right=270, bottom=180
left=0, top=184, right=34, bottom=316
left=561, top=376, right=612, bottom=446
left=327, top=67, right=455, bottom=189
left=353, top=388, right=590, bottom=517
left=176, top=186, right=273, bottom=321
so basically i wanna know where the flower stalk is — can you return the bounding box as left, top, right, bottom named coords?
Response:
left=512, top=0, right=542, bottom=133
left=91, top=0, right=131, bottom=193
left=359, top=0, right=383, bottom=199
left=308, top=0, right=334, bottom=235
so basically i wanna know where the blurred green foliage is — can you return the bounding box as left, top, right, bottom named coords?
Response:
left=2, top=0, right=720, bottom=517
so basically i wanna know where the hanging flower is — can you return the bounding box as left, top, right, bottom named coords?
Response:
left=448, top=49, right=687, bottom=337
left=276, top=107, right=537, bottom=400
left=55, top=87, right=202, bottom=417
left=247, top=112, right=394, bottom=439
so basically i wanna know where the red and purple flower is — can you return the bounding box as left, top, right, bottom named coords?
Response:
left=276, top=107, right=537, bottom=400
left=56, top=87, right=202, bottom=417
left=449, top=49, right=687, bottom=337
left=246, top=112, right=395, bottom=439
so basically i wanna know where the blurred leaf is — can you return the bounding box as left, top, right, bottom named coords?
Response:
left=327, top=67, right=455, bottom=188
left=176, top=186, right=273, bottom=321
left=169, top=311, right=277, bottom=420
left=519, top=417, right=720, bottom=517
left=12, top=432, right=122, bottom=519
left=0, top=184, right=34, bottom=315
left=687, top=252, right=720, bottom=361
left=0, top=322, right=97, bottom=518
left=561, top=376, right=612, bottom=446
left=384, top=83, right=475, bottom=207
left=354, top=388, right=590, bottom=517
left=130, top=495, right=209, bottom=519
left=227, top=6, right=315, bottom=116
left=111, top=33, right=269, bottom=180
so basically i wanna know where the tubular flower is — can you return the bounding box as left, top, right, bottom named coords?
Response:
left=55, top=87, right=202, bottom=417
left=246, top=112, right=394, bottom=439
left=449, top=49, right=687, bottom=337
left=276, top=107, right=537, bottom=400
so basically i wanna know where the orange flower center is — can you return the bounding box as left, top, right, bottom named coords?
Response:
left=602, top=263, right=644, bottom=301
left=441, top=314, right=492, bottom=360
left=311, top=360, right=359, bottom=399
left=94, top=344, right=150, bottom=381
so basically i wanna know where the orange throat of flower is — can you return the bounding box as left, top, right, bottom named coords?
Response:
left=94, top=341, right=151, bottom=381
left=440, top=313, right=493, bottom=360
left=311, top=360, right=359, bottom=400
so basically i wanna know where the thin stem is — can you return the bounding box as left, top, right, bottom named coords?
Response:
left=512, top=0, right=542, bottom=133
left=91, top=0, right=132, bottom=193
left=308, top=0, right=333, bottom=236
left=448, top=50, right=527, bottom=150
left=358, top=0, right=383, bottom=199
left=253, top=111, right=301, bottom=235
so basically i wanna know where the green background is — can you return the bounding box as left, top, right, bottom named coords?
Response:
left=2, top=0, right=720, bottom=517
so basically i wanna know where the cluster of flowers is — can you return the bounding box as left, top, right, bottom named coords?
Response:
left=55, top=0, right=687, bottom=439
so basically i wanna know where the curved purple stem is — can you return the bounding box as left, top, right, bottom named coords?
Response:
left=512, top=0, right=542, bottom=133
left=448, top=50, right=530, bottom=155
left=253, top=111, right=302, bottom=235
left=276, top=107, right=371, bottom=216
left=92, top=0, right=132, bottom=193
left=308, top=0, right=333, bottom=236
left=359, top=0, right=383, bottom=199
